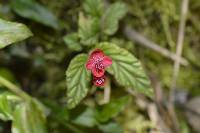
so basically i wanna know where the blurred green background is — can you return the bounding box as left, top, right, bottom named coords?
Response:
left=0, top=0, right=200, bottom=132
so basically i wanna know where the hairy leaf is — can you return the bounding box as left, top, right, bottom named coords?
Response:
left=78, top=13, right=100, bottom=46
left=101, top=2, right=127, bottom=35
left=66, top=54, right=91, bottom=109
left=0, top=18, right=32, bottom=49
left=10, top=0, right=59, bottom=29
left=98, top=43, right=153, bottom=97
left=83, top=0, right=104, bottom=17
left=63, top=33, right=82, bottom=51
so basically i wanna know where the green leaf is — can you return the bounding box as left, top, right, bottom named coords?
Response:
left=12, top=101, right=48, bottom=133
left=66, top=54, right=91, bottom=109
left=10, top=0, right=59, bottom=29
left=101, top=2, right=127, bottom=35
left=98, top=42, right=153, bottom=97
left=0, top=92, right=21, bottom=121
left=98, top=122, right=123, bottom=133
left=0, top=76, right=48, bottom=132
left=63, top=33, right=82, bottom=51
left=0, top=18, right=32, bottom=49
left=72, top=107, right=97, bottom=127
left=0, top=94, right=12, bottom=121
left=83, top=0, right=104, bottom=17
left=95, top=96, right=130, bottom=122
left=78, top=13, right=100, bottom=46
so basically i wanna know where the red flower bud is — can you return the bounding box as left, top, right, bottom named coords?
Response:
left=93, top=75, right=106, bottom=87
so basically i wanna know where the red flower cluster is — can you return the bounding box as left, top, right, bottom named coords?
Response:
left=86, top=49, right=112, bottom=86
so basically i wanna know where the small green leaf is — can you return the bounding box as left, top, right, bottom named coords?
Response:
left=101, top=2, right=127, bottom=35
left=10, top=0, right=59, bottom=29
left=98, top=122, right=123, bottom=133
left=72, top=107, right=97, bottom=127
left=83, top=0, right=104, bottom=17
left=78, top=13, right=100, bottom=46
left=12, top=101, right=48, bottom=133
left=66, top=54, right=91, bottom=109
left=95, top=96, right=130, bottom=122
left=63, top=33, right=82, bottom=51
left=0, top=18, right=32, bottom=49
left=98, top=42, right=153, bottom=97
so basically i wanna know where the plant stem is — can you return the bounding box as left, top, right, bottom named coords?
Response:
left=169, top=0, right=189, bottom=132
left=104, top=78, right=111, bottom=104
left=171, top=0, right=189, bottom=98
left=100, top=78, right=111, bottom=104
left=0, top=75, right=30, bottom=101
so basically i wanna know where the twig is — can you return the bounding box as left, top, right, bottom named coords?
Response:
left=171, top=0, right=189, bottom=97
left=149, top=73, right=163, bottom=104
left=169, top=0, right=189, bottom=132
left=124, top=27, right=189, bottom=66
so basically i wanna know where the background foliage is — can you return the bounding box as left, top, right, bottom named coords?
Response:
left=0, top=0, right=200, bottom=132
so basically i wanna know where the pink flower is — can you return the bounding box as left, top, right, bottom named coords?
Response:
left=93, top=75, right=106, bottom=87
left=86, top=49, right=112, bottom=77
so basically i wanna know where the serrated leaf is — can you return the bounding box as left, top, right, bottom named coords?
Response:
left=78, top=13, right=100, bottom=46
left=83, top=0, right=104, bottom=17
left=66, top=54, right=91, bottom=109
left=10, top=0, right=59, bottom=29
left=98, top=43, right=153, bottom=97
left=101, top=2, right=127, bottom=35
left=0, top=18, right=32, bottom=49
left=63, top=33, right=82, bottom=51
left=12, top=101, right=48, bottom=133
left=95, top=96, right=130, bottom=122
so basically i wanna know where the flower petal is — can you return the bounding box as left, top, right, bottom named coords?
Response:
left=103, top=56, right=112, bottom=67
left=86, top=59, right=94, bottom=70
left=92, top=67, right=105, bottom=77
left=90, top=49, right=104, bottom=59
